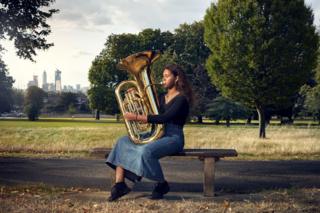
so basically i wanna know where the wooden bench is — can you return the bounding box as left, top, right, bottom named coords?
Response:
left=90, top=148, right=238, bottom=197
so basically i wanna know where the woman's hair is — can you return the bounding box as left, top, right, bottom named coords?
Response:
left=164, top=64, right=194, bottom=106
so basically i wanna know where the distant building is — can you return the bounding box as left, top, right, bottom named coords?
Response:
left=55, top=69, right=62, bottom=93
left=26, top=69, right=87, bottom=94
left=27, top=75, right=39, bottom=88
left=48, top=83, right=55, bottom=92
left=42, top=71, right=48, bottom=91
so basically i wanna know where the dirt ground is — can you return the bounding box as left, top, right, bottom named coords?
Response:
left=1, top=157, right=320, bottom=212
left=1, top=185, right=319, bottom=213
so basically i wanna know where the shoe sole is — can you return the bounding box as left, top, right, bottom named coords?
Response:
left=108, top=188, right=131, bottom=202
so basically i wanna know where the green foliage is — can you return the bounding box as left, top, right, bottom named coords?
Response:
left=204, top=0, right=319, bottom=136
left=304, top=86, right=320, bottom=122
left=41, top=92, right=89, bottom=114
left=206, top=96, right=250, bottom=124
left=171, top=22, right=210, bottom=66
left=11, top=88, right=25, bottom=111
left=67, top=105, right=77, bottom=115
left=0, top=0, right=58, bottom=61
left=204, top=0, right=318, bottom=108
left=153, top=22, right=218, bottom=120
left=0, top=58, right=14, bottom=113
left=88, top=29, right=174, bottom=115
left=56, top=92, right=78, bottom=112
left=88, top=86, right=117, bottom=114
left=88, top=23, right=218, bottom=119
left=24, top=86, right=45, bottom=121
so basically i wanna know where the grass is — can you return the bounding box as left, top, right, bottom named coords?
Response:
left=0, top=118, right=320, bottom=160
left=1, top=184, right=319, bottom=212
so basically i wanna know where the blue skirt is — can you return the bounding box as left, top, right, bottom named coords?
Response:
left=106, top=123, right=184, bottom=182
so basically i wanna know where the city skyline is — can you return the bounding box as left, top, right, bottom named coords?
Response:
left=27, top=69, right=88, bottom=93
left=2, top=0, right=320, bottom=89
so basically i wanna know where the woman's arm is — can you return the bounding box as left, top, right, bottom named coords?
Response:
left=123, top=112, right=148, bottom=123
left=123, top=96, right=187, bottom=124
left=147, top=96, right=187, bottom=124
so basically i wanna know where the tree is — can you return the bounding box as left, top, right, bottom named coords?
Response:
left=206, top=96, right=250, bottom=127
left=88, top=29, right=173, bottom=119
left=204, top=0, right=319, bottom=138
left=0, top=58, right=14, bottom=113
left=154, top=22, right=218, bottom=122
left=304, top=85, right=320, bottom=124
left=56, top=92, right=78, bottom=112
left=88, top=86, right=117, bottom=120
left=12, top=88, right=25, bottom=112
left=303, top=56, right=320, bottom=123
left=24, top=86, right=45, bottom=120
left=0, top=0, right=58, bottom=61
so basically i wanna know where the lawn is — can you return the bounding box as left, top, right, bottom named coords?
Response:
left=0, top=118, right=319, bottom=160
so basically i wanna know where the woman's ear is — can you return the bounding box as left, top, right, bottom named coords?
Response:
left=175, top=76, right=179, bottom=83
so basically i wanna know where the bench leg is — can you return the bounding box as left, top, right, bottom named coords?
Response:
left=203, top=157, right=216, bottom=197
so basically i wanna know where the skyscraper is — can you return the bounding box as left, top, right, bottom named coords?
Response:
left=33, top=75, right=38, bottom=87
left=27, top=75, right=38, bottom=88
left=42, top=70, right=48, bottom=91
left=55, top=69, right=62, bottom=93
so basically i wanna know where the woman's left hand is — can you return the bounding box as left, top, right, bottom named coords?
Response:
left=123, top=112, right=137, bottom=121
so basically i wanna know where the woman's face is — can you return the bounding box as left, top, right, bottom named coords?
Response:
left=162, top=69, right=177, bottom=89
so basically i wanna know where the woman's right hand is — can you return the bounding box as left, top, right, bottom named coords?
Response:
left=123, top=112, right=137, bottom=121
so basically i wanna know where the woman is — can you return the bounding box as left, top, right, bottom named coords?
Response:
left=106, top=64, right=193, bottom=201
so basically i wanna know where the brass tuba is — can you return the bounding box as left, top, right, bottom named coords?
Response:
left=115, top=50, right=164, bottom=144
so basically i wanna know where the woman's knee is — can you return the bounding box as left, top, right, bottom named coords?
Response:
left=114, top=135, right=130, bottom=147
left=140, top=146, right=153, bottom=160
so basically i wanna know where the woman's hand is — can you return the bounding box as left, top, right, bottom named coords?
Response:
left=123, top=112, right=137, bottom=121
left=123, top=112, right=148, bottom=123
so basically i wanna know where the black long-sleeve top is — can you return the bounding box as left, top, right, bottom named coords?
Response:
left=147, top=93, right=189, bottom=127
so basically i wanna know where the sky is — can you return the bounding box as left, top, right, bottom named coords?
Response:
left=2, top=0, right=320, bottom=89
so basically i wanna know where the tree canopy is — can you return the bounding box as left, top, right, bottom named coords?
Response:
left=24, top=86, right=45, bottom=120
left=0, top=0, right=58, bottom=61
left=88, top=29, right=173, bottom=118
left=204, top=0, right=319, bottom=137
left=0, top=58, right=14, bottom=113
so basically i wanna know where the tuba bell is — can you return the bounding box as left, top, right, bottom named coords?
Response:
left=115, top=50, right=164, bottom=144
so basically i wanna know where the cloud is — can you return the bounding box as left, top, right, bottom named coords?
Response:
left=50, top=0, right=211, bottom=33
left=50, top=0, right=113, bottom=31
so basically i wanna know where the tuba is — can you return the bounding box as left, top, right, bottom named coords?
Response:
left=115, top=50, right=164, bottom=144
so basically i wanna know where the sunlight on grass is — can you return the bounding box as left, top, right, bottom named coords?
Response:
left=0, top=119, right=319, bottom=159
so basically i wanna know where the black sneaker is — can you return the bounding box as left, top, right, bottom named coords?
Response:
left=108, top=182, right=131, bottom=202
left=151, top=181, right=170, bottom=199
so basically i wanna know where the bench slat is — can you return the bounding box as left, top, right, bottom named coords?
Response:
left=90, top=148, right=238, bottom=158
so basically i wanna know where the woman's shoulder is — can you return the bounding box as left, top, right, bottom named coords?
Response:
left=172, top=94, right=189, bottom=105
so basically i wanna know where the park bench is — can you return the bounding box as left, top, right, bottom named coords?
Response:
left=90, top=148, right=238, bottom=197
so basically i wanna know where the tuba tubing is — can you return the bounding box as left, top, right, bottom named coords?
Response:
left=115, top=51, right=164, bottom=144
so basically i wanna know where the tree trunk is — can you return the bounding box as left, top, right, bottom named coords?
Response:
left=226, top=119, right=230, bottom=127
left=215, top=120, right=220, bottom=125
left=95, top=109, right=100, bottom=120
left=246, top=116, right=252, bottom=124
left=256, top=105, right=266, bottom=138
left=197, top=115, right=203, bottom=124
left=115, top=114, right=120, bottom=122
